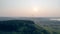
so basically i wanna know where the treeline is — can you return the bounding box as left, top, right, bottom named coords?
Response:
left=0, top=20, right=56, bottom=34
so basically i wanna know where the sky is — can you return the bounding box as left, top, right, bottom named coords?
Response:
left=0, top=0, right=60, bottom=17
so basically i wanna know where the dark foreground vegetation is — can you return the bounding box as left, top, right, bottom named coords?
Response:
left=0, top=20, right=57, bottom=34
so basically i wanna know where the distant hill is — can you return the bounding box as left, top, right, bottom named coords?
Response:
left=0, top=17, right=16, bottom=21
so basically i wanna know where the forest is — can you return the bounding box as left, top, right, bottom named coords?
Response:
left=0, top=20, right=58, bottom=34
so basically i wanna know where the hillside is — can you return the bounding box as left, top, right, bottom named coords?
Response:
left=0, top=20, right=51, bottom=34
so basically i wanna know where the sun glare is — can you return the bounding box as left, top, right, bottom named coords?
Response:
left=33, top=8, right=38, bottom=12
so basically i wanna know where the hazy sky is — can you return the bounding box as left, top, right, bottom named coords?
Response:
left=0, top=0, right=60, bottom=17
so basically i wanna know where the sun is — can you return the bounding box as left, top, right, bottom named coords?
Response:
left=33, top=8, right=38, bottom=12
